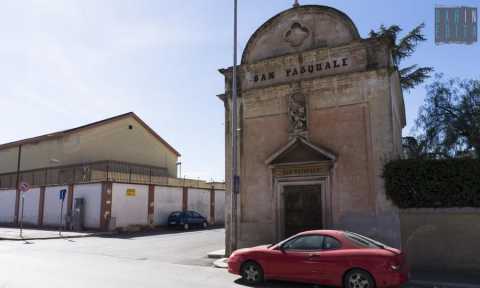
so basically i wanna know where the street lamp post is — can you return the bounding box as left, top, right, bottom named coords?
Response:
left=15, top=145, right=22, bottom=237
left=230, top=0, right=239, bottom=254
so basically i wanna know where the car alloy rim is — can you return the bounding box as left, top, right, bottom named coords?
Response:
left=349, top=273, right=370, bottom=288
left=244, top=265, right=259, bottom=282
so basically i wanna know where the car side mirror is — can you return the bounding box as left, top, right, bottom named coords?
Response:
left=279, top=245, right=287, bottom=253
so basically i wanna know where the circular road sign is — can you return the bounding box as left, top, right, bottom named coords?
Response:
left=19, top=181, right=30, bottom=192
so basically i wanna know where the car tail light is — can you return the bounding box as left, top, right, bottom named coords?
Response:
left=389, top=254, right=404, bottom=272
left=390, top=264, right=400, bottom=271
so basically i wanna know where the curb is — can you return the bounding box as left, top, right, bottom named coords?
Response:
left=213, top=258, right=228, bottom=269
left=409, top=280, right=480, bottom=288
left=0, top=231, right=116, bottom=241
left=207, top=249, right=226, bottom=259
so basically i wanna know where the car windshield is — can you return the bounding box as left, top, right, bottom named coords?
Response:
left=344, top=232, right=387, bottom=249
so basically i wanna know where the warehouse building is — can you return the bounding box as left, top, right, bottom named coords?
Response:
left=0, top=112, right=225, bottom=230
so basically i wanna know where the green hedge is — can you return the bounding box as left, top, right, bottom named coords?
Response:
left=384, top=159, right=480, bottom=208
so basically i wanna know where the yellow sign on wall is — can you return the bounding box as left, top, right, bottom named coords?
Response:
left=126, top=188, right=136, bottom=197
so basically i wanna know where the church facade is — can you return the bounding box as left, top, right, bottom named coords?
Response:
left=219, top=4, right=405, bottom=251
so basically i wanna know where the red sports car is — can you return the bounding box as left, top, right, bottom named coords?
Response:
left=228, top=230, right=408, bottom=288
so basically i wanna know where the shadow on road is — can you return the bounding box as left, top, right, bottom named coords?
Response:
left=98, top=226, right=225, bottom=240
left=233, top=278, right=328, bottom=288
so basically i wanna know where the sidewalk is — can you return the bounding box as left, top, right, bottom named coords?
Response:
left=408, top=271, right=480, bottom=288
left=0, top=227, right=104, bottom=241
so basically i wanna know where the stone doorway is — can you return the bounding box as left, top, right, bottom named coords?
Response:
left=284, top=184, right=323, bottom=237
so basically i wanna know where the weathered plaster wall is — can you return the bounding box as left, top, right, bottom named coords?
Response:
left=400, top=209, right=480, bottom=275
left=73, top=183, right=102, bottom=229
left=215, top=190, right=226, bottom=225
left=0, top=183, right=225, bottom=230
left=111, top=183, right=148, bottom=228
left=154, top=186, right=183, bottom=226
left=43, top=186, right=69, bottom=226
left=188, top=188, right=211, bottom=222
left=0, top=190, right=16, bottom=223
left=22, top=188, right=40, bottom=225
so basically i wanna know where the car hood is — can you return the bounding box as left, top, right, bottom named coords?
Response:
left=232, top=244, right=270, bottom=255
left=383, top=246, right=402, bottom=255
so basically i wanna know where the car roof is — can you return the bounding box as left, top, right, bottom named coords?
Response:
left=297, top=230, right=345, bottom=237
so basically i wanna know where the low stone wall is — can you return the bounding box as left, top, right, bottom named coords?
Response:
left=400, top=208, right=480, bottom=275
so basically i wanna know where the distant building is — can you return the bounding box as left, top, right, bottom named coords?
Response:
left=0, top=113, right=225, bottom=230
left=0, top=112, right=180, bottom=178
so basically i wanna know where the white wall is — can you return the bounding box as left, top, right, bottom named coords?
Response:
left=111, top=183, right=148, bottom=228
left=188, top=188, right=210, bottom=222
left=22, top=188, right=40, bottom=225
left=43, top=186, right=69, bottom=226
left=73, top=183, right=102, bottom=229
left=215, top=190, right=226, bottom=225
left=0, top=190, right=16, bottom=223
left=154, top=186, right=182, bottom=226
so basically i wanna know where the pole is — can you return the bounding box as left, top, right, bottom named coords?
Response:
left=59, top=198, right=65, bottom=236
left=230, top=0, right=239, bottom=254
left=15, top=145, right=22, bottom=237
left=20, top=191, right=25, bottom=238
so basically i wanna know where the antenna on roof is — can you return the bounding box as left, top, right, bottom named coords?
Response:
left=293, top=0, right=300, bottom=7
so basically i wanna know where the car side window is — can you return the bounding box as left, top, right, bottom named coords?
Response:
left=193, top=212, right=202, bottom=218
left=283, top=235, right=324, bottom=251
left=344, top=233, right=379, bottom=248
left=323, top=236, right=341, bottom=250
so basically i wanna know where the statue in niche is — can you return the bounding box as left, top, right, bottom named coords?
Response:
left=288, top=93, right=307, bottom=135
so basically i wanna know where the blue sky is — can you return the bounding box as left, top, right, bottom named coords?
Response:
left=0, top=0, right=478, bottom=181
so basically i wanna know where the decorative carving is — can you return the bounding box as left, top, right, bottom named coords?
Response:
left=284, top=22, right=310, bottom=47
left=288, top=93, right=307, bottom=136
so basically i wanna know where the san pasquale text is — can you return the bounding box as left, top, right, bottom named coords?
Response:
left=253, top=57, right=349, bottom=82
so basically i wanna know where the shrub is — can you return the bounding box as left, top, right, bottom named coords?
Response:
left=384, top=159, right=480, bottom=208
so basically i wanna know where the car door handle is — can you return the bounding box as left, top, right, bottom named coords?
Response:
left=307, top=254, right=324, bottom=261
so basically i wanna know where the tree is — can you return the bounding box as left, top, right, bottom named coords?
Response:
left=415, top=75, right=480, bottom=158
left=401, top=136, right=427, bottom=159
left=369, top=24, right=433, bottom=91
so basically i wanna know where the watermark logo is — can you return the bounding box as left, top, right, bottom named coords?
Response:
left=435, top=6, right=477, bottom=44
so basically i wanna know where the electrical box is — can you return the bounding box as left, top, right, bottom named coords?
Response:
left=72, top=198, right=85, bottom=231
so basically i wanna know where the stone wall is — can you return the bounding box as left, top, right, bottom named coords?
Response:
left=400, top=208, right=480, bottom=275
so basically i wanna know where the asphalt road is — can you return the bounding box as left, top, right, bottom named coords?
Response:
left=0, top=228, right=426, bottom=288
left=0, top=228, right=315, bottom=288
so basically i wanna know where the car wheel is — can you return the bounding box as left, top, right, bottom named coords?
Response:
left=202, top=221, right=208, bottom=229
left=183, top=223, right=189, bottom=231
left=241, top=261, right=264, bottom=285
left=344, top=269, right=375, bottom=288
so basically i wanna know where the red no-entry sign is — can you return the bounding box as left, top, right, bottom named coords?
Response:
left=19, top=181, right=30, bottom=192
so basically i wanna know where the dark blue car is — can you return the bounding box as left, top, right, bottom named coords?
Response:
left=167, top=210, right=208, bottom=230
